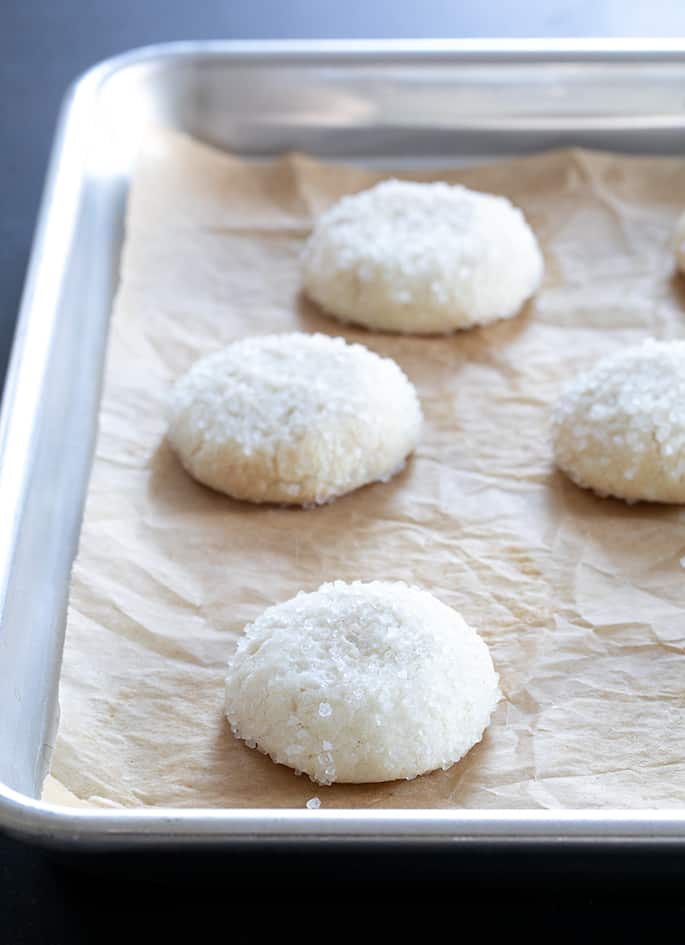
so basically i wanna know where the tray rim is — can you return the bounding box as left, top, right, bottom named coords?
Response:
left=4, top=37, right=685, bottom=849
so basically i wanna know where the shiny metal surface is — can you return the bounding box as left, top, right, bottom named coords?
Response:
left=2, top=39, right=685, bottom=849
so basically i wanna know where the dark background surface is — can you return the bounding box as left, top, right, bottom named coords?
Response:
left=4, top=1, right=685, bottom=938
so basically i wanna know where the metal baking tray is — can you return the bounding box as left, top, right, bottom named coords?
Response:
left=4, top=39, right=685, bottom=851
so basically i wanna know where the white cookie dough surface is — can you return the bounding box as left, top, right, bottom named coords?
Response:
left=224, top=580, right=500, bottom=785
left=553, top=339, right=685, bottom=503
left=167, top=332, right=422, bottom=505
left=302, top=179, right=543, bottom=334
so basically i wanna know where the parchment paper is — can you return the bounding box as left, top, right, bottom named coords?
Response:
left=45, top=129, right=685, bottom=809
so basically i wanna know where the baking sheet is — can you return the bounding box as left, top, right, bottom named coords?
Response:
left=45, top=129, right=685, bottom=810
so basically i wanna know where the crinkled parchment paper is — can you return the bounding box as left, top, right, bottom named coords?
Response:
left=45, top=129, right=685, bottom=809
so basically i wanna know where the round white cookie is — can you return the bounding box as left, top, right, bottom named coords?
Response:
left=224, top=580, right=500, bottom=784
left=167, top=333, right=422, bottom=505
left=553, top=339, right=685, bottom=503
left=301, top=179, right=543, bottom=334
left=673, top=210, right=685, bottom=273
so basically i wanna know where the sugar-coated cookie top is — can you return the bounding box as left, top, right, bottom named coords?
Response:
left=302, top=179, right=543, bottom=333
left=225, top=580, right=500, bottom=784
left=554, top=338, right=685, bottom=503
left=167, top=333, right=422, bottom=505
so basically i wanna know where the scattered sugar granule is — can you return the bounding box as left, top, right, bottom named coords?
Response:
left=306, top=797, right=321, bottom=810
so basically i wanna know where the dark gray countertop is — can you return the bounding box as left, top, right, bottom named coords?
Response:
left=4, top=2, right=685, bottom=937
